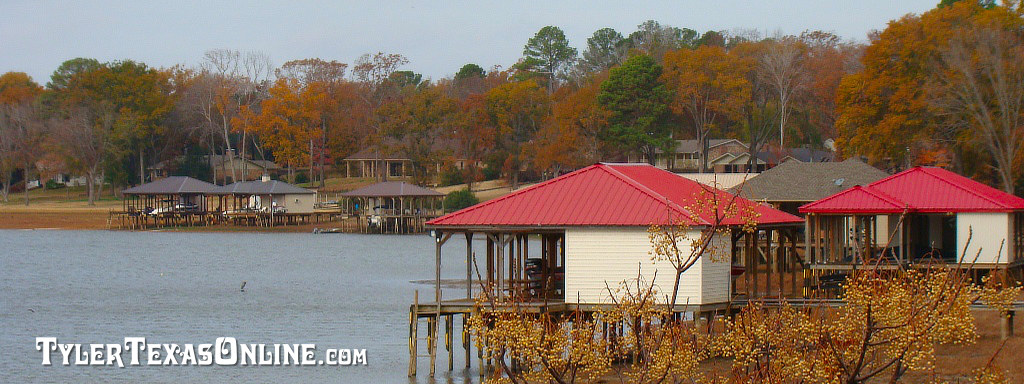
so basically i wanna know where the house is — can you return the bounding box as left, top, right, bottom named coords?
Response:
left=342, top=148, right=415, bottom=179
left=800, top=167, right=1024, bottom=266
left=755, top=147, right=834, bottom=168
left=215, top=176, right=316, bottom=214
left=342, top=145, right=484, bottom=179
left=629, top=139, right=757, bottom=173
left=148, top=154, right=282, bottom=184
left=424, top=163, right=803, bottom=309
left=734, top=159, right=890, bottom=215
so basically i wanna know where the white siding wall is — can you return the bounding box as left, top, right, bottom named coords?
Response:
left=277, top=194, right=316, bottom=213
left=957, top=212, right=1010, bottom=264
left=564, top=227, right=731, bottom=306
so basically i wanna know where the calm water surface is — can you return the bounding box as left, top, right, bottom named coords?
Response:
left=0, top=229, right=482, bottom=383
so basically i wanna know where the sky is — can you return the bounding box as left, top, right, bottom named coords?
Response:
left=1, top=0, right=940, bottom=85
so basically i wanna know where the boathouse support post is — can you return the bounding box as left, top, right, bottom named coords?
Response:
left=466, top=232, right=473, bottom=299
left=408, top=290, right=418, bottom=377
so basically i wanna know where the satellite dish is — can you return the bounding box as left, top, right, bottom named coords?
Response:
left=834, top=178, right=845, bottom=186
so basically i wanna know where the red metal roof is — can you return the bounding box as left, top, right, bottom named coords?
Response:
left=427, top=163, right=803, bottom=228
left=800, top=167, right=1024, bottom=214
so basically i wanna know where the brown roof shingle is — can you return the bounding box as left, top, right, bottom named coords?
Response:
left=732, top=159, right=889, bottom=203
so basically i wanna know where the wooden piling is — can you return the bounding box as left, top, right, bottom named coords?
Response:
left=408, top=290, right=418, bottom=377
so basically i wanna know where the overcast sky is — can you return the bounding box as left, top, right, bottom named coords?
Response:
left=1, top=0, right=939, bottom=85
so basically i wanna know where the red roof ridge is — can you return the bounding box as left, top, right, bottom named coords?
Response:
left=599, top=164, right=707, bottom=225
left=800, top=185, right=907, bottom=212
left=912, top=167, right=1015, bottom=209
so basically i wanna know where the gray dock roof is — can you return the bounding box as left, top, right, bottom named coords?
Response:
left=341, top=181, right=443, bottom=197
left=216, top=180, right=315, bottom=195
left=122, top=176, right=220, bottom=195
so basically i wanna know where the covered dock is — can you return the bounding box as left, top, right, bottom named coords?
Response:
left=801, top=166, right=1024, bottom=270
left=341, top=181, right=444, bottom=233
left=407, top=163, right=804, bottom=377
left=115, top=176, right=220, bottom=229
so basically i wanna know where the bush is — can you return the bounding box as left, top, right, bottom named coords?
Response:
left=443, top=188, right=479, bottom=212
left=482, top=165, right=501, bottom=181
left=294, top=171, right=309, bottom=184
left=45, top=179, right=66, bottom=190
left=439, top=166, right=464, bottom=187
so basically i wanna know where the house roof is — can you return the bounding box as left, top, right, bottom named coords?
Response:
left=215, top=180, right=315, bottom=195
left=734, top=159, right=889, bottom=203
left=122, top=176, right=220, bottom=195
left=756, top=148, right=834, bottom=164
left=800, top=167, right=1024, bottom=214
left=674, top=139, right=746, bottom=154
left=427, top=163, right=802, bottom=229
left=340, top=181, right=444, bottom=197
left=678, top=173, right=759, bottom=191
left=148, top=155, right=281, bottom=171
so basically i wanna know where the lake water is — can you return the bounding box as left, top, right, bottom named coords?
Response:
left=0, top=229, right=485, bottom=383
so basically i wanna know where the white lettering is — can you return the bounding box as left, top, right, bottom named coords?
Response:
left=214, top=337, right=237, bottom=365
left=35, top=337, right=57, bottom=366
left=124, top=337, right=146, bottom=366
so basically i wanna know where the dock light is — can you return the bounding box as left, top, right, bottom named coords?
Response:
left=430, top=229, right=441, bottom=241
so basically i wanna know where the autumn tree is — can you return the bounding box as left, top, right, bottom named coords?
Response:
left=732, top=41, right=780, bottom=171
left=931, top=21, right=1024, bottom=194
left=759, top=35, right=807, bottom=149
left=521, top=26, right=578, bottom=92
left=378, top=85, right=458, bottom=183
left=52, top=106, right=113, bottom=205
left=248, top=78, right=324, bottom=183
left=531, top=74, right=610, bottom=175
left=352, top=52, right=409, bottom=181
left=836, top=2, right=988, bottom=169
left=799, top=31, right=864, bottom=143
left=454, top=94, right=497, bottom=188
left=485, top=80, right=549, bottom=188
left=662, top=46, right=751, bottom=172
left=0, top=72, right=44, bottom=202
left=275, top=58, right=348, bottom=186
left=189, top=49, right=273, bottom=184
left=597, top=54, right=673, bottom=165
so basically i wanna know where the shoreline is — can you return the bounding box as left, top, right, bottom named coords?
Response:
left=0, top=209, right=352, bottom=233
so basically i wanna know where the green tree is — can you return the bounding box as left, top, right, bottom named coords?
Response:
left=625, top=20, right=698, bottom=60
left=46, top=58, right=101, bottom=91
left=596, top=54, right=673, bottom=165
left=579, top=28, right=626, bottom=73
left=454, top=64, right=485, bottom=80
left=522, top=26, right=578, bottom=91
left=443, top=188, right=479, bottom=212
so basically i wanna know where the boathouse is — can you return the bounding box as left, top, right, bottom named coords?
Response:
left=408, top=163, right=805, bottom=376
left=800, top=166, right=1024, bottom=267
left=425, top=163, right=803, bottom=308
left=119, top=176, right=220, bottom=228
left=215, top=176, right=316, bottom=214
left=340, top=181, right=444, bottom=233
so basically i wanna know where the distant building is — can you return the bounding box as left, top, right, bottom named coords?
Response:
left=628, top=138, right=834, bottom=173
left=148, top=154, right=282, bottom=184
left=342, top=145, right=483, bottom=179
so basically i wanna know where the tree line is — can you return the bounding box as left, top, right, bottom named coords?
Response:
left=1, top=0, right=1021, bottom=206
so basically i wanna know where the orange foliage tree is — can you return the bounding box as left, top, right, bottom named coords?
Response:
left=662, top=46, right=751, bottom=172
